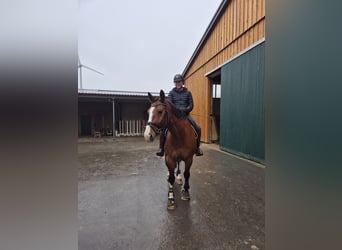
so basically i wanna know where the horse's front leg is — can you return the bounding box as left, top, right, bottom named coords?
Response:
left=181, top=158, right=192, bottom=201
left=166, top=158, right=176, bottom=210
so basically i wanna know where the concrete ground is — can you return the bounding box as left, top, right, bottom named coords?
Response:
left=78, top=137, right=265, bottom=250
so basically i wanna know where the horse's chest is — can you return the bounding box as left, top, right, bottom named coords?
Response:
left=165, top=147, right=189, bottom=161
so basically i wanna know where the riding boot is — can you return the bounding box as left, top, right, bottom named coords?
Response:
left=195, top=127, right=203, bottom=156
left=196, top=146, right=203, bottom=156
left=156, top=131, right=165, bottom=156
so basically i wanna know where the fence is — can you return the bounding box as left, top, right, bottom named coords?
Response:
left=116, top=120, right=147, bottom=137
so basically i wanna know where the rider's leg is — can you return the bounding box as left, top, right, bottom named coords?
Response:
left=194, top=126, right=203, bottom=156
left=187, top=116, right=203, bottom=156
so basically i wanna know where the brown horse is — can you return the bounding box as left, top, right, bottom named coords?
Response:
left=144, top=90, right=197, bottom=210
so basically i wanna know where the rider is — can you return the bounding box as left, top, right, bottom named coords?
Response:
left=156, top=74, right=203, bottom=157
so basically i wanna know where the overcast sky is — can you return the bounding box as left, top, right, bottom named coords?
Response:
left=78, top=0, right=222, bottom=92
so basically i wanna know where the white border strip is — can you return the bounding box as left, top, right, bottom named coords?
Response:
left=204, top=38, right=265, bottom=77
left=204, top=144, right=265, bottom=169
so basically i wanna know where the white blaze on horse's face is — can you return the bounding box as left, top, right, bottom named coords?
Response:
left=144, top=106, right=156, bottom=142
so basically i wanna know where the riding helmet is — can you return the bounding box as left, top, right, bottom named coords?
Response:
left=173, top=74, right=184, bottom=82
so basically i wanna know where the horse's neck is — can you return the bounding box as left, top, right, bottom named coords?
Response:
left=167, top=110, right=187, bottom=139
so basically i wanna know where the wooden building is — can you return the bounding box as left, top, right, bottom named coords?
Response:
left=183, top=0, right=265, bottom=163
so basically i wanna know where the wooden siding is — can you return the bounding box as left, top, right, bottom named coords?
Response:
left=184, top=0, right=265, bottom=143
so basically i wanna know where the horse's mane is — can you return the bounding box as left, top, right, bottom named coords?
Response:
left=165, top=100, right=187, bottom=119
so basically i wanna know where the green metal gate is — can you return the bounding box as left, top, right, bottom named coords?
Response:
left=220, top=42, right=265, bottom=163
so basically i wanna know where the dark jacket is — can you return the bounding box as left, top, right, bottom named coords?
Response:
left=167, top=87, right=193, bottom=115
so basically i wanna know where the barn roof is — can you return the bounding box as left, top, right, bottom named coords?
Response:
left=182, top=0, right=231, bottom=77
left=78, top=89, right=164, bottom=100
left=79, top=88, right=151, bottom=96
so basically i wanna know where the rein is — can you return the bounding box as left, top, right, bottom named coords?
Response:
left=147, top=121, right=163, bottom=134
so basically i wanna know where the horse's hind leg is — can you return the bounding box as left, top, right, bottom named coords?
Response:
left=176, top=162, right=182, bottom=185
left=181, top=159, right=192, bottom=201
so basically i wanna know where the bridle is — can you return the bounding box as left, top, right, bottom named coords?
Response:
left=147, top=102, right=169, bottom=134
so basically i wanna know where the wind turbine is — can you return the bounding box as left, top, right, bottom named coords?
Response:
left=78, top=56, right=104, bottom=89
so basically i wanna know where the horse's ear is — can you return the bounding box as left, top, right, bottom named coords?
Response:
left=160, top=89, right=165, bottom=103
left=148, top=92, right=153, bottom=103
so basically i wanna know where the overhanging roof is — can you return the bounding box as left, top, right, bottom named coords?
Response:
left=78, top=89, right=165, bottom=101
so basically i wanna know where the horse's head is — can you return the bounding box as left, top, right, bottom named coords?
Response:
left=144, top=90, right=168, bottom=142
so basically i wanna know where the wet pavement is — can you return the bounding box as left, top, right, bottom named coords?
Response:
left=78, top=137, right=265, bottom=250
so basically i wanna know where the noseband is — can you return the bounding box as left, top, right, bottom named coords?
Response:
left=147, top=102, right=168, bottom=134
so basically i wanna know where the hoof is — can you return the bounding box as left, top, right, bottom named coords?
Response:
left=167, top=199, right=176, bottom=210
left=167, top=204, right=176, bottom=210
left=181, top=190, right=190, bottom=201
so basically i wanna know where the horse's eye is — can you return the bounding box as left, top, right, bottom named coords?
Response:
left=158, top=110, right=163, bottom=115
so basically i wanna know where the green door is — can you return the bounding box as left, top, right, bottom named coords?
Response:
left=220, top=42, right=265, bottom=163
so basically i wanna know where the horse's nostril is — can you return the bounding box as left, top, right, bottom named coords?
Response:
left=149, top=135, right=153, bottom=141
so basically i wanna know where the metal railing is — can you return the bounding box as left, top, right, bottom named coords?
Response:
left=116, top=120, right=146, bottom=136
